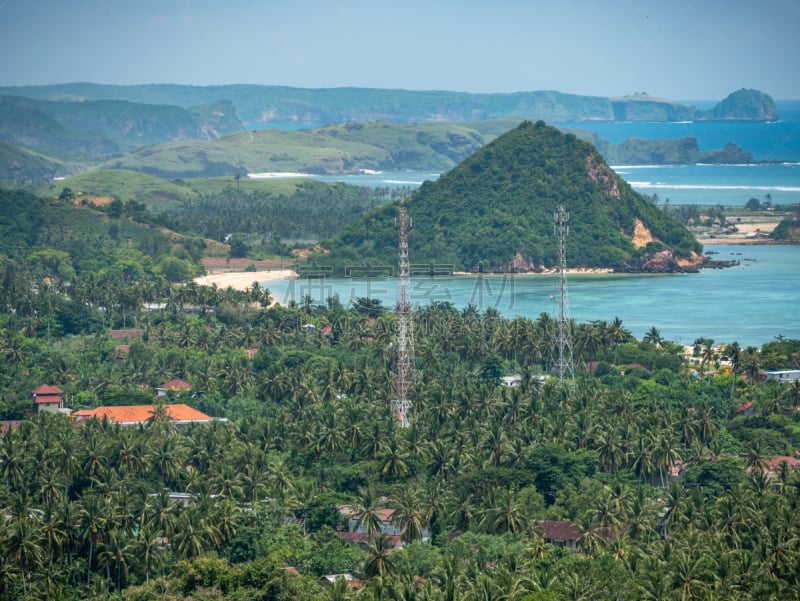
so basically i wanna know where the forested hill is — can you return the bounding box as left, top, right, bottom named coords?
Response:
left=310, top=121, right=702, bottom=274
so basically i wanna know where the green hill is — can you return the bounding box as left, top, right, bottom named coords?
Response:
left=101, top=121, right=485, bottom=178
left=702, top=89, right=779, bottom=121
left=40, top=169, right=326, bottom=213
left=309, top=121, right=703, bottom=274
left=0, top=96, right=119, bottom=157
left=100, top=119, right=754, bottom=179
left=0, top=140, right=78, bottom=180
left=0, top=95, right=244, bottom=158
left=0, top=188, right=207, bottom=276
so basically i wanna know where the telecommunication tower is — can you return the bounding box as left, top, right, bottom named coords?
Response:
left=554, top=206, right=575, bottom=387
left=392, top=205, right=414, bottom=427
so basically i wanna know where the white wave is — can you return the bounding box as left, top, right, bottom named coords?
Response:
left=629, top=182, right=800, bottom=192
left=248, top=172, right=315, bottom=179
left=611, top=164, right=674, bottom=169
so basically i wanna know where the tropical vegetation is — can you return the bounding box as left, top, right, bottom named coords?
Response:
left=311, top=121, right=702, bottom=274
left=1, top=184, right=799, bottom=598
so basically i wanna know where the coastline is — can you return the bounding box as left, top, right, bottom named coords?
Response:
left=247, top=172, right=315, bottom=179
left=193, top=269, right=298, bottom=291
left=453, top=267, right=614, bottom=276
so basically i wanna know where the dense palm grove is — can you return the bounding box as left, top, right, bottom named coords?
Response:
left=1, top=247, right=800, bottom=601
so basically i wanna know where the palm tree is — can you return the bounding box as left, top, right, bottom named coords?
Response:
left=670, top=549, right=710, bottom=601
left=77, top=491, right=108, bottom=584
left=480, top=488, right=528, bottom=535
left=0, top=432, right=25, bottom=490
left=4, top=517, right=45, bottom=596
left=363, top=534, right=397, bottom=579
left=356, top=487, right=385, bottom=536
left=98, top=528, right=135, bottom=591
left=724, top=341, right=741, bottom=409
left=700, top=339, right=716, bottom=377
left=391, top=487, right=428, bottom=544
left=172, top=507, right=220, bottom=560
left=596, top=431, right=626, bottom=473
left=630, top=434, right=656, bottom=483
left=135, top=525, right=164, bottom=584
left=643, top=326, right=663, bottom=347
left=741, top=346, right=761, bottom=400
left=379, top=437, right=410, bottom=480
left=653, top=432, right=681, bottom=487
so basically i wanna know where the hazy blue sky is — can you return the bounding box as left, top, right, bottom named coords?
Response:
left=1, top=0, right=798, bottom=99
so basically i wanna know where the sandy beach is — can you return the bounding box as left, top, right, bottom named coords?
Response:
left=193, top=269, right=298, bottom=291
left=453, top=267, right=614, bottom=276
left=247, top=172, right=315, bottom=179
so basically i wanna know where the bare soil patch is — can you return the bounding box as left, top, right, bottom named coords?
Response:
left=201, top=257, right=290, bottom=274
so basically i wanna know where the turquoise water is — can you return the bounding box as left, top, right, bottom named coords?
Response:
left=614, top=163, right=800, bottom=207
left=261, top=112, right=800, bottom=347
left=266, top=245, right=800, bottom=348
left=295, top=110, right=800, bottom=207
left=313, top=164, right=800, bottom=207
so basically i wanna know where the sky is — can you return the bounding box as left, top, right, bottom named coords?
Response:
left=1, top=0, right=799, bottom=100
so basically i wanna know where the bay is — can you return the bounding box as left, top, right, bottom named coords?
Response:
left=313, top=164, right=800, bottom=207
left=266, top=244, right=800, bottom=348
left=261, top=112, right=800, bottom=347
left=301, top=107, right=800, bottom=207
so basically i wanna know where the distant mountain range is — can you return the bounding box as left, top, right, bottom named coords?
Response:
left=0, top=85, right=775, bottom=180
left=0, top=83, right=778, bottom=126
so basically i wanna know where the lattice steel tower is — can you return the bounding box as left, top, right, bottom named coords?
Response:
left=392, top=205, right=414, bottom=427
left=554, top=206, right=575, bottom=386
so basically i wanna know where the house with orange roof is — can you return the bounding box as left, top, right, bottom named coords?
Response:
left=72, top=403, right=224, bottom=428
left=156, top=378, right=192, bottom=397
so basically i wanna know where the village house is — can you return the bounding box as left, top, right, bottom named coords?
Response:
left=72, top=403, right=224, bottom=428
left=538, top=520, right=581, bottom=551
left=155, top=378, right=192, bottom=397
left=31, top=384, right=71, bottom=415
left=765, top=369, right=800, bottom=385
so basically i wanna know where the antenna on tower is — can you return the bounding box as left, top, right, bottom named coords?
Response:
left=554, top=206, right=575, bottom=388
left=392, top=204, right=414, bottom=427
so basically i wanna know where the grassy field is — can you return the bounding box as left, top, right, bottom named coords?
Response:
left=96, top=121, right=488, bottom=178
left=39, top=169, right=314, bottom=212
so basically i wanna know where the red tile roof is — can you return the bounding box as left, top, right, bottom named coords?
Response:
left=75, top=404, right=211, bottom=425
left=539, top=520, right=581, bottom=541
left=32, top=384, right=64, bottom=404
left=351, top=508, right=396, bottom=522
left=160, top=378, right=191, bottom=390
left=110, top=329, right=143, bottom=340
left=765, top=456, right=800, bottom=470
left=32, top=384, right=64, bottom=395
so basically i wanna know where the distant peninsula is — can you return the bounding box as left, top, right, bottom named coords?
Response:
left=0, top=86, right=776, bottom=180
left=0, top=83, right=778, bottom=127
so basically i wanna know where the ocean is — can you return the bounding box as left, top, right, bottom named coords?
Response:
left=261, top=104, right=800, bottom=347
left=307, top=101, right=800, bottom=208
left=269, top=244, right=799, bottom=348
